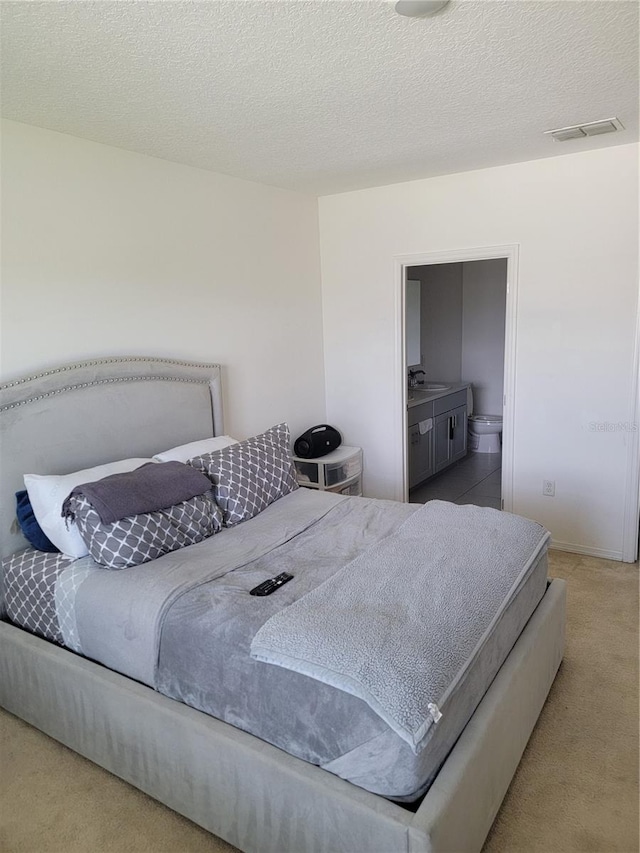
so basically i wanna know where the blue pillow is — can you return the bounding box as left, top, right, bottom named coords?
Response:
left=15, top=490, right=60, bottom=553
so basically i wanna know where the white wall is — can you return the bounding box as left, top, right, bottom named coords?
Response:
left=461, top=259, right=507, bottom=416
left=319, top=144, right=639, bottom=559
left=0, top=120, right=326, bottom=442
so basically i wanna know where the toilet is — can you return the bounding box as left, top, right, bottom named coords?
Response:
left=468, top=414, right=503, bottom=453
left=467, top=388, right=503, bottom=453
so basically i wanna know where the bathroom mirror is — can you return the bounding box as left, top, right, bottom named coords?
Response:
left=405, top=279, right=421, bottom=367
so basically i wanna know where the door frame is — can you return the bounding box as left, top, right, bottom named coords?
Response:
left=394, top=244, right=519, bottom=511
left=621, top=293, right=640, bottom=562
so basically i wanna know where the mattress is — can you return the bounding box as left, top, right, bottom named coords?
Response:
left=2, top=490, right=548, bottom=801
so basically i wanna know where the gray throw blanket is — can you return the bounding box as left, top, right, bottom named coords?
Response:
left=54, top=488, right=348, bottom=686
left=61, top=461, right=212, bottom=524
left=251, top=500, right=550, bottom=753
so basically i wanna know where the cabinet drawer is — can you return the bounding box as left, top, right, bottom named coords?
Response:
left=294, top=448, right=362, bottom=488
left=407, top=400, right=434, bottom=427
left=323, top=452, right=362, bottom=486
left=293, top=459, right=320, bottom=485
left=326, top=474, right=362, bottom=496
left=434, top=389, right=467, bottom=416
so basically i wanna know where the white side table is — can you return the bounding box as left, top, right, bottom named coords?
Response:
left=292, top=445, right=362, bottom=496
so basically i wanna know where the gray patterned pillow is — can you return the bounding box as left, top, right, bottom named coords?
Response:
left=67, top=491, right=222, bottom=570
left=189, top=423, right=298, bottom=527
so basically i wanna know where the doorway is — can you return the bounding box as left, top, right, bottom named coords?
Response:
left=395, top=245, right=518, bottom=511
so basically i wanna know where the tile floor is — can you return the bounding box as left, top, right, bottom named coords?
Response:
left=409, top=451, right=502, bottom=509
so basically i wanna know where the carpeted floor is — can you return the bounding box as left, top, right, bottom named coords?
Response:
left=1, top=550, right=638, bottom=853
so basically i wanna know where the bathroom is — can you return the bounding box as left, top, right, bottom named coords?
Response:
left=406, top=258, right=507, bottom=509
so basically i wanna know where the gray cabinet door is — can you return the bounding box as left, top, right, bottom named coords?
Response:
left=450, top=405, right=467, bottom=463
left=435, top=406, right=467, bottom=472
left=408, top=424, right=434, bottom=488
left=434, top=412, right=452, bottom=473
left=409, top=394, right=468, bottom=487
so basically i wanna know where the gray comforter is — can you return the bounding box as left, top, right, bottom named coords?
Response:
left=57, top=488, right=351, bottom=684
left=250, top=501, right=549, bottom=752
left=39, top=489, right=549, bottom=799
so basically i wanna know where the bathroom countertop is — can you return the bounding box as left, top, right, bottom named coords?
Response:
left=407, top=381, right=470, bottom=410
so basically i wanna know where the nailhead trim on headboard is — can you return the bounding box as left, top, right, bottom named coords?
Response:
left=0, top=357, right=222, bottom=412
left=0, top=376, right=214, bottom=412
left=0, top=357, right=220, bottom=390
left=0, top=371, right=212, bottom=412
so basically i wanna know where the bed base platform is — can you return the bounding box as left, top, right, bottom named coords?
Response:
left=0, top=578, right=565, bottom=853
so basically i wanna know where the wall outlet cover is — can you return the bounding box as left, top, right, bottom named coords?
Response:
left=542, top=480, right=555, bottom=497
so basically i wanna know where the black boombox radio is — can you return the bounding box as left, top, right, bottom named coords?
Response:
left=293, top=424, right=342, bottom=459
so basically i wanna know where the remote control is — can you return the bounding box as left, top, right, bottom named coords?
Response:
left=250, top=572, right=294, bottom=596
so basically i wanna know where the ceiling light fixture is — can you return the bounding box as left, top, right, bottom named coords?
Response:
left=394, top=1, right=450, bottom=18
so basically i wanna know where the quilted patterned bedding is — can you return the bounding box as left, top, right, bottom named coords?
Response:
left=3, top=549, right=76, bottom=645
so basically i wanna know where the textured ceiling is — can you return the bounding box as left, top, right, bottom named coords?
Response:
left=1, top=0, right=638, bottom=195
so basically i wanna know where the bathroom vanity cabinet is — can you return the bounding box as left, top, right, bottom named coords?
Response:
left=408, top=419, right=434, bottom=488
left=434, top=404, right=467, bottom=473
left=407, top=386, right=468, bottom=490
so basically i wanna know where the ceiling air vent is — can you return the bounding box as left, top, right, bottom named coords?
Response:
left=544, top=118, right=624, bottom=142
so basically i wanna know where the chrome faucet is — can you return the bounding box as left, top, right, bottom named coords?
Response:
left=408, top=369, right=426, bottom=389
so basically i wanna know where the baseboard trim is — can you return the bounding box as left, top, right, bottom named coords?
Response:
left=550, top=540, right=623, bottom=562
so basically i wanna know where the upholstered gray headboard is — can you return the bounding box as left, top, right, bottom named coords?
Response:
left=0, top=357, right=223, bottom=558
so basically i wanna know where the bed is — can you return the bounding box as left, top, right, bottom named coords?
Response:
left=0, top=356, right=566, bottom=853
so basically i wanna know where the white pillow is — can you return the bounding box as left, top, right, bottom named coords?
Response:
left=24, top=458, right=153, bottom=558
left=152, top=436, right=238, bottom=463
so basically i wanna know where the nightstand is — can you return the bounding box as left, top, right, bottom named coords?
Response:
left=292, top=445, right=362, bottom=496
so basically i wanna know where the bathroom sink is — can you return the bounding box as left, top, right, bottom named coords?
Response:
left=409, top=383, right=451, bottom=395
left=407, top=383, right=452, bottom=404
